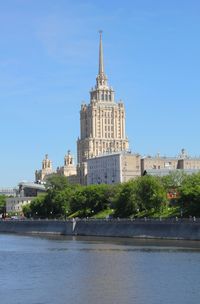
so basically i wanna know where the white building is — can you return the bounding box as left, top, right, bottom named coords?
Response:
left=87, top=152, right=140, bottom=185
left=6, top=197, right=34, bottom=214
left=6, top=182, right=46, bottom=214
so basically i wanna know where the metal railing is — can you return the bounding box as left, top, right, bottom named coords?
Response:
left=1, top=217, right=199, bottom=223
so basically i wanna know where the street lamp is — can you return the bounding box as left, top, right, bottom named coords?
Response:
left=65, top=210, right=69, bottom=221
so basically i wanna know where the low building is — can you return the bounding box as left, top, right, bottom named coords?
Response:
left=6, top=182, right=46, bottom=214
left=18, top=182, right=46, bottom=197
left=141, top=154, right=178, bottom=176
left=6, top=197, right=34, bottom=213
left=87, top=152, right=141, bottom=185
left=0, top=188, right=17, bottom=197
left=141, top=149, right=200, bottom=176
left=178, top=149, right=200, bottom=170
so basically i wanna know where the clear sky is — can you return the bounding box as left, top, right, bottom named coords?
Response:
left=0, top=0, right=200, bottom=187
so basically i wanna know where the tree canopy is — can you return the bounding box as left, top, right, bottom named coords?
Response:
left=178, top=172, right=200, bottom=216
left=0, top=195, right=6, bottom=214
left=22, top=172, right=200, bottom=219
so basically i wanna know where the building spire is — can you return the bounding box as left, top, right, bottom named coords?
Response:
left=98, top=30, right=104, bottom=75
left=96, top=30, right=108, bottom=88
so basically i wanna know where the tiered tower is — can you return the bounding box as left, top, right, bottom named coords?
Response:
left=35, top=154, right=54, bottom=182
left=77, top=32, right=129, bottom=184
left=57, top=150, right=76, bottom=177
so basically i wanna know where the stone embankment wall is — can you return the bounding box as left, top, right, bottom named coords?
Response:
left=0, top=219, right=200, bottom=240
left=0, top=220, right=73, bottom=235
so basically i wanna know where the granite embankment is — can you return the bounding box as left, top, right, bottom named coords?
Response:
left=1, top=219, right=200, bottom=240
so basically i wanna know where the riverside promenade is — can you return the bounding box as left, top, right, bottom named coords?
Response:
left=0, top=218, right=200, bottom=240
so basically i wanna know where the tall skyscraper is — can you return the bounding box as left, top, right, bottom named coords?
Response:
left=77, top=32, right=129, bottom=184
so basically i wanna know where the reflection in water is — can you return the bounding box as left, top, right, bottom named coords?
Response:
left=0, top=234, right=200, bottom=304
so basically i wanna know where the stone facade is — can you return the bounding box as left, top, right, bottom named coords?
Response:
left=6, top=197, right=34, bottom=213
left=57, top=150, right=77, bottom=177
left=87, top=152, right=140, bottom=185
left=141, top=149, right=200, bottom=176
left=141, top=154, right=178, bottom=175
left=35, top=154, right=54, bottom=182
left=77, top=32, right=129, bottom=184
left=6, top=182, right=46, bottom=214
left=178, top=149, right=200, bottom=170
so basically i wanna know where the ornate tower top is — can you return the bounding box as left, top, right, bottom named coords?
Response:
left=42, top=154, right=52, bottom=170
left=64, top=150, right=74, bottom=166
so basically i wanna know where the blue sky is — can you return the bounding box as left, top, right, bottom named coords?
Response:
left=0, top=0, right=200, bottom=187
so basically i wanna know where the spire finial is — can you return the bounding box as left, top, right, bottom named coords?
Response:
left=98, top=30, right=104, bottom=75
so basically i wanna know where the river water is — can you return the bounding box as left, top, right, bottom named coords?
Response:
left=0, top=234, right=200, bottom=304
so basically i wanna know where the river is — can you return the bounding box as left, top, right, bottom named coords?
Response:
left=0, top=234, right=200, bottom=304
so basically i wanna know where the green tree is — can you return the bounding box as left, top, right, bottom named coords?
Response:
left=45, top=174, right=70, bottom=191
left=69, top=184, right=116, bottom=217
left=178, top=172, right=200, bottom=216
left=40, top=174, right=76, bottom=218
left=114, top=180, right=139, bottom=218
left=27, top=194, right=47, bottom=218
left=0, top=195, right=6, bottom=214
left=114, top=176, right=167, bottom=218
left=70, top=186, right=88, bottom=216
left=161, top=170, right=186, bottom=191
left=135, top=175, right=167, bottom=211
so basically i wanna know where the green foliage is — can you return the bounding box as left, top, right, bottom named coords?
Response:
left=161, top=170, right=186, bottom=191
left=114, top=180, right=139, bottom=217
left=114, top=176, right=167, bottom=217
left=23, top=194, right=47, bottom=218
left=137, top=206, right=180, bottom=218
left=70, top=184, right=115, bottom=217
left=45, top=174, right=70, bottom=191
left=0, top=195, right=6, bottom=214
left=178, top=172, right=200, bottom=216
left=22, top=203, right=32, bottom=217
left=22, top=171, right=200, bottom=219
left=135, top=175, right=167, bottom=211
left=94, top=208, right=114, bottom=219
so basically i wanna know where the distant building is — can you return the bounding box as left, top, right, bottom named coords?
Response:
left=6, top=182, right=46, bottom=214
left=141, top=154, right=178, bottom=176
left=33, top=34, right=200, bottom=186
left=77, top=32, right=129, bottom=184
left=6, top=197, right=33, bottom=214
left=0, top=188, right=17, bottom=197
left=35, top=154, right=54, bottom=182
left=34, top=33, right=129, bottom=185
left=141, top=149, right=200, bottom=176
left=57, top=150, right=77, bottom=178
left=18, top=182, right=46, bottom=197
left=178, top=149, right=200, bottom=170
left=87, top=152, right=140, bottom=185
